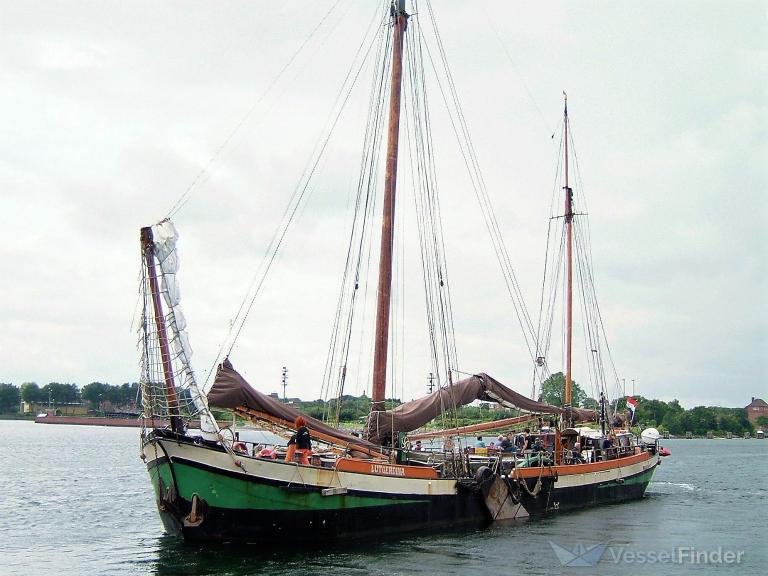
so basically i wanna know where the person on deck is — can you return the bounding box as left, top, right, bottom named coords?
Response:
left=232, top=441, right=248, bottom=454
left=232, top=432, right=248, bottom=454
left=285, top=416, right=312, bottom=465
left=413, top=440, right=423, bottom=451
left=475, top=436, right=486, bottom=448
left=601, top=434, right=615, bottom=461
left=572, top=441, right=585, bottom=463
left=521, top=428, right=532, bottom=452
left=500, top=433, right=515, bottom=453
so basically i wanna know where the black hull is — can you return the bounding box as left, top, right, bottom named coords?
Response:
left=520, top=462, right=658, bottom=515
left=156, top=470, right=654, bottom=543
left=165, top=494, right=491, bottom=543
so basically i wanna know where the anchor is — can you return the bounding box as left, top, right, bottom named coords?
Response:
left=183, top=494, right=206, bottom=527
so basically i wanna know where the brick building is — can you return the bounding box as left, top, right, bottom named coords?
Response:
left=745, top=397, right=768, bottom=425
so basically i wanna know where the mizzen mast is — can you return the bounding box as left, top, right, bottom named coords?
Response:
left=371, top=0, right=408, bottom=412
left=563, top=94, right=574, bottom=423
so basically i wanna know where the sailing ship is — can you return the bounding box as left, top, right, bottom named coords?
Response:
left=138, top=1, right=663, bottom=543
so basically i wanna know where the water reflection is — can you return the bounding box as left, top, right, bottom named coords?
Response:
left=147, top=533, right=415, bottom=576
left=143, top=521, right=531, bottom=576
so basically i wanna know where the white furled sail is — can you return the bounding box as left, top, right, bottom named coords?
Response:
left=140, top=219, right=219, bottom=439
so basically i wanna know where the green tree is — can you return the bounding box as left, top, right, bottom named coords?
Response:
left=539, top=372, right=587, bottom=408
left=716, top=413, right=742, bottom=435
left=81, top=382, right=141, bottom=410
left=0, top=383, right=20, bottom=413
left=119, top=383, right=140, bottom=406
left=661, top=411, right=683, bottom=435
left=640, top=398, right=668, bottom=426
left=81, top=382, right=110, bottom=408
left=20, top=382, right=43, bottom=403
left=756, top=415, right=768, bottom=428
left=304, top=405, right=325, bottom=419
left=291, top=393, right=402, bottom=424
left=688, top=406, right=717, bottom=435
left=41, top=383, right=80, bottom=404
left=582, top=397, right=599, bottom=410
left=105, top=384, right=123, bottom=405
left=666, top=399, right=684, bottom=414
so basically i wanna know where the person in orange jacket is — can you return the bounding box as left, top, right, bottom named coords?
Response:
left=285, top=416, right=312, bottom=465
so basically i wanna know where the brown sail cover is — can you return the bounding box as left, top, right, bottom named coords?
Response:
left=364, top=372, right=597, bottom=445
left=208, top=359, right=381, bottom=451
left=209, top=361, right=597, bottom=448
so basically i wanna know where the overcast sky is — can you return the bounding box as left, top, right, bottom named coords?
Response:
left=0, top=1, right=765, bottom=409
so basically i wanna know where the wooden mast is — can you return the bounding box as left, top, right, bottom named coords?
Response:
left=141, top=226, right=183, bottom=434
left=563, top=95, right=573, bottom=418
left=371, top=0, right=408, bottom=412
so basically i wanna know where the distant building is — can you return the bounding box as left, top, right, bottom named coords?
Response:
left=23, top=402, right=89, bottom=416
left=745, top=397, right=768, bottom=425
left=267, top=392, right=300, bottom=404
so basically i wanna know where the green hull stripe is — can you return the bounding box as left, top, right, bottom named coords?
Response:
left=150, top=460, right=425, bottom=511
left=598, top=465, right=656, bottom=489
left=148, top=460, right=175, bottom=500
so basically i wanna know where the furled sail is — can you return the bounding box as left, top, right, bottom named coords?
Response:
left=151, top=221, right=193, bottom=365
left=208, top=359, right=381, bottom=452
left=141, top=220, right=218, bottom=437
left=364, top=373, right=597, bottom=445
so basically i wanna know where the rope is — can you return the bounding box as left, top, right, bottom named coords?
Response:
left=164, top=0, right=345, bottom=220
left=404, top=10, right=463, bottom=432
left=199, top=3, right=385, bottom=389
left=319, top=2, right=392, bottom=417
left=512, top=460, right=546, bottom=497
left=530, top=111, right=630, bottom=410
left=417, top=0, right=541, bottom=367
left=478, top=4, right=558, bottom=140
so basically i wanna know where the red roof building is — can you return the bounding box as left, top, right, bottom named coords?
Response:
left=745, top=397, right=768, bottom=425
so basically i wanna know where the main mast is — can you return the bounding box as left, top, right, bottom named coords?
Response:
left=563, top=95, right=573, bottom=420
left=371, top=0, right=408, bottom=412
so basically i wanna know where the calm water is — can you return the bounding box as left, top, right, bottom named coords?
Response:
left=2, top=420, right=766, bottom=575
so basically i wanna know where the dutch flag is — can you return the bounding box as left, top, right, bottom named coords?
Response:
left=626, top=396, right=638, bottom=424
